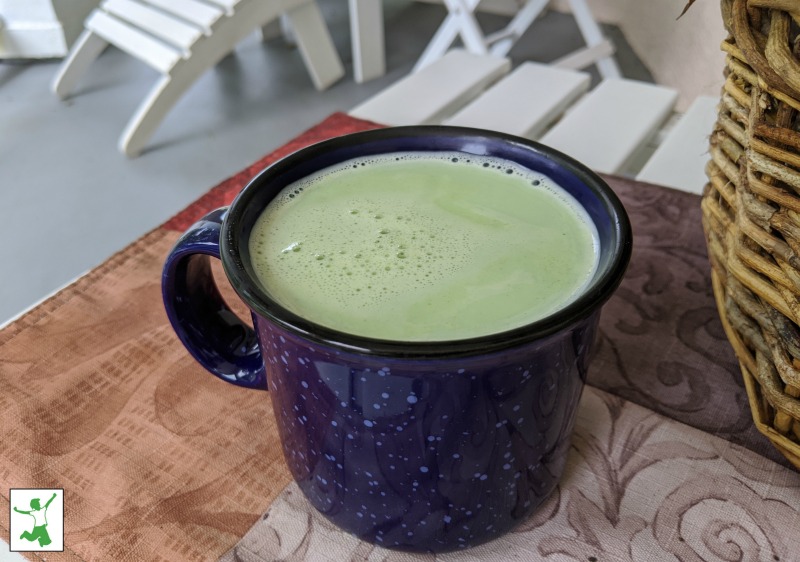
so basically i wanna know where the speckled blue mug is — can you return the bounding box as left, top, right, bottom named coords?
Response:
left=162, top=127, right=631, bottom=553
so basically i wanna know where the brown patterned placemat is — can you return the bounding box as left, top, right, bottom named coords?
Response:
left=0, top=114, right=380, bottom=562
left=0, top=113, right=794, bottom=562
left=223, top=386, right=800, bottom=562
left=590, top=176, right=783, bottom=463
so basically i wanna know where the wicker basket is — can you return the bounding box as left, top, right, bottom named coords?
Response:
left=703, top=0, right=800, bottom=468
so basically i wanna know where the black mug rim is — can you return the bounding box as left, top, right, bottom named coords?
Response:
left=220, top=126, right=632, bottom=359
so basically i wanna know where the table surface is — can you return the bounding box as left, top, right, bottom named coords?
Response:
left=0, top=113, right=797, bottom=562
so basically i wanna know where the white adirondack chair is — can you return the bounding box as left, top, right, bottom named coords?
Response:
left=414, top=0, right=621, bottom=80
left=350, top=49, right=715, bottom=195
left=52, top=0, right=345, bottom=157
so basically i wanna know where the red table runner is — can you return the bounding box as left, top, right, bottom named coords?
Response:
left=1, top=114, right=797, bottom=562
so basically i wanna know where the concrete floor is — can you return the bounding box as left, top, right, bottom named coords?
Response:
left=0, top=1, right=651, bottom=329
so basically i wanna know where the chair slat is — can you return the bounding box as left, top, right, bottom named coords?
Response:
left=86, top=11, right=181, bottom=73
left=204, top=0, right=240, bottom=13
left=349, top=49, right=510, bottom=126
left=141, top=0, right=223, bottom=31
left=445, top=62, right=590, bottom=139
left=103, top=0, right=202, bottom=50
left=540, top=78, right=678, bottom=174
left=636, top=96, right=719, bottom=194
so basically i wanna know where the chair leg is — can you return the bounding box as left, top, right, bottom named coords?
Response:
left=568, top=0, right=621, bottom=79
left=413, top=0, right=481, bottom=73
left=349, top=0, right=385, bottom=83
left=284, top=2, right=344, bottom=91
left=444, top=0, right=489, bottom=54
left=119, top=73, right=194, bottom=157
left=52, top=30, right=108, bottom=99
left=488, top=0, right=550, bottom=57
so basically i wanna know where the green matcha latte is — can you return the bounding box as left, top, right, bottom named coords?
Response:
left=248, top=152, right=599, bottom=341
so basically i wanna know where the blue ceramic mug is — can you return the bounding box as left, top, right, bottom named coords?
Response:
left=162, top=127, right=632, bottom=553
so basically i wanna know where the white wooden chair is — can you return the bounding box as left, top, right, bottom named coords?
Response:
left=350, top=49, right=714, bottom=195
left=414, top=0, right=621, bottom=80
left=52, top=0, right=345, bottom=157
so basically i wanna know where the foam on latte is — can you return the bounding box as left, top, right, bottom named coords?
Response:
left=248, top=152, right=599, bottom=341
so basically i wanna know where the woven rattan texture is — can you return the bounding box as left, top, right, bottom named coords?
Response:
left=703, top=0, right=800, bottom=469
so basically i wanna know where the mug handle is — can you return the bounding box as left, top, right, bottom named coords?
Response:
left=162, top=208, right=267, bottom=390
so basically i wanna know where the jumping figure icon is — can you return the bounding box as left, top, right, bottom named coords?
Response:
left=13, top=492, right=57, bottom=547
